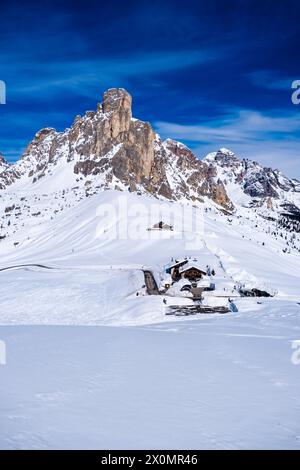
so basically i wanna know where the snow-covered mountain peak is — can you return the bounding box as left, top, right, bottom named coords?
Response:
left=0, top=87, right=299, bottom=224
left=203, top=146, right=300, bottom=221
left=219, top=147, right=235, bottom=156
left=0, top=152, right=7, bottom=165
left=0, top=88, right=233, bottom=210
left=204, top=147, right=240, bottom=167
left=163, top=138, right=189, bottom=150
left=102, top=88, right=132, bottom=115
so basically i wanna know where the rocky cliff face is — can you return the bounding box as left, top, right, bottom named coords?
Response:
left=204, top=148, right=300, bottom=206
left=152, top=139, right=233, bottom=208
left=0, top=88, right=233, bottom=210
left=0, top=152, right=20, bottom=188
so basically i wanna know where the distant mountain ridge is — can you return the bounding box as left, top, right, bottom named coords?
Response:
left=204, top=148, right=300, bottom=198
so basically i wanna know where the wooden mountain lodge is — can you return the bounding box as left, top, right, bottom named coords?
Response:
left=167, top=259, right=207, bottom=282
left=179, top=263, right=207, bottom=281
left=152, top=221, right=173, bottom=231
left=166, top=259, right=188, bottom=280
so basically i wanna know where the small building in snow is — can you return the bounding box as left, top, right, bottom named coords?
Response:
left=152, top=221, right=173, bottom=231
left=179, top=262, right=207, bottom=281
left=166, top=259, right=188, bottom=280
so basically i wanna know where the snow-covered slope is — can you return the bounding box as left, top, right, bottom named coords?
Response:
left=2, top=318, right=300, bottom=449
left=0, top=189, right=299, bottom=325
left=1, top=189, right=300, bottom=450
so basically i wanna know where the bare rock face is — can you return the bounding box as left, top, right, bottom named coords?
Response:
left=73, top=89, right=156, bottom=186
left=266, top=197, right=274, bottom=210
left=0, top=152, right=21, bottom=189
left=128, top=120, right=155, bottom=179
left=154, top=139, right=234, bottom=210
left=102, top=88, right=132, bottom=138
left=204, top=148, right=300, bottom=205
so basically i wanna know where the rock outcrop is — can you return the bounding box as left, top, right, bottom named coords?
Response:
left=0, top=152, right=20, bottom=188
left=204, top=147, right=300, bottom=206
left=0, top=152, right=6, bottom=165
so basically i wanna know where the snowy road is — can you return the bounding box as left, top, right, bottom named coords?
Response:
left=0, top=263, right=55, bottom=272
left=143, top=270, right=160, bottom=295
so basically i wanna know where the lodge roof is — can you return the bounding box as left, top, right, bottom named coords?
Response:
left=179, top=261, right=207, bottom=275
left=168, top=259, right=188, bottom=269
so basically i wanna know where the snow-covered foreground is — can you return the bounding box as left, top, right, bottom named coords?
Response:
left=0, top=190, right=300, bottom=448
left=1, top=309, right=300, bottom=449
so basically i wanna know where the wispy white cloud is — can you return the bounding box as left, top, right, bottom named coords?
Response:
left=155, top=109, right=300, bottom=178
left=6, top=49, right=223, bottom=99
left=0, top=44, right=229, bottom=164
left=247, top=70, right=295, bottom=91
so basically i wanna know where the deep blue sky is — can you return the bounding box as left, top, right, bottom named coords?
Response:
left=1, top=0, right=299, bottom=177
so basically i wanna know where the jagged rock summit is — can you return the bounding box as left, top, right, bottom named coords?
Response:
left=0, top=152, right=8, bottom=168
left=0, top=88, right=232, bottom=209
left=204, top=147, right=300, bottom=200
